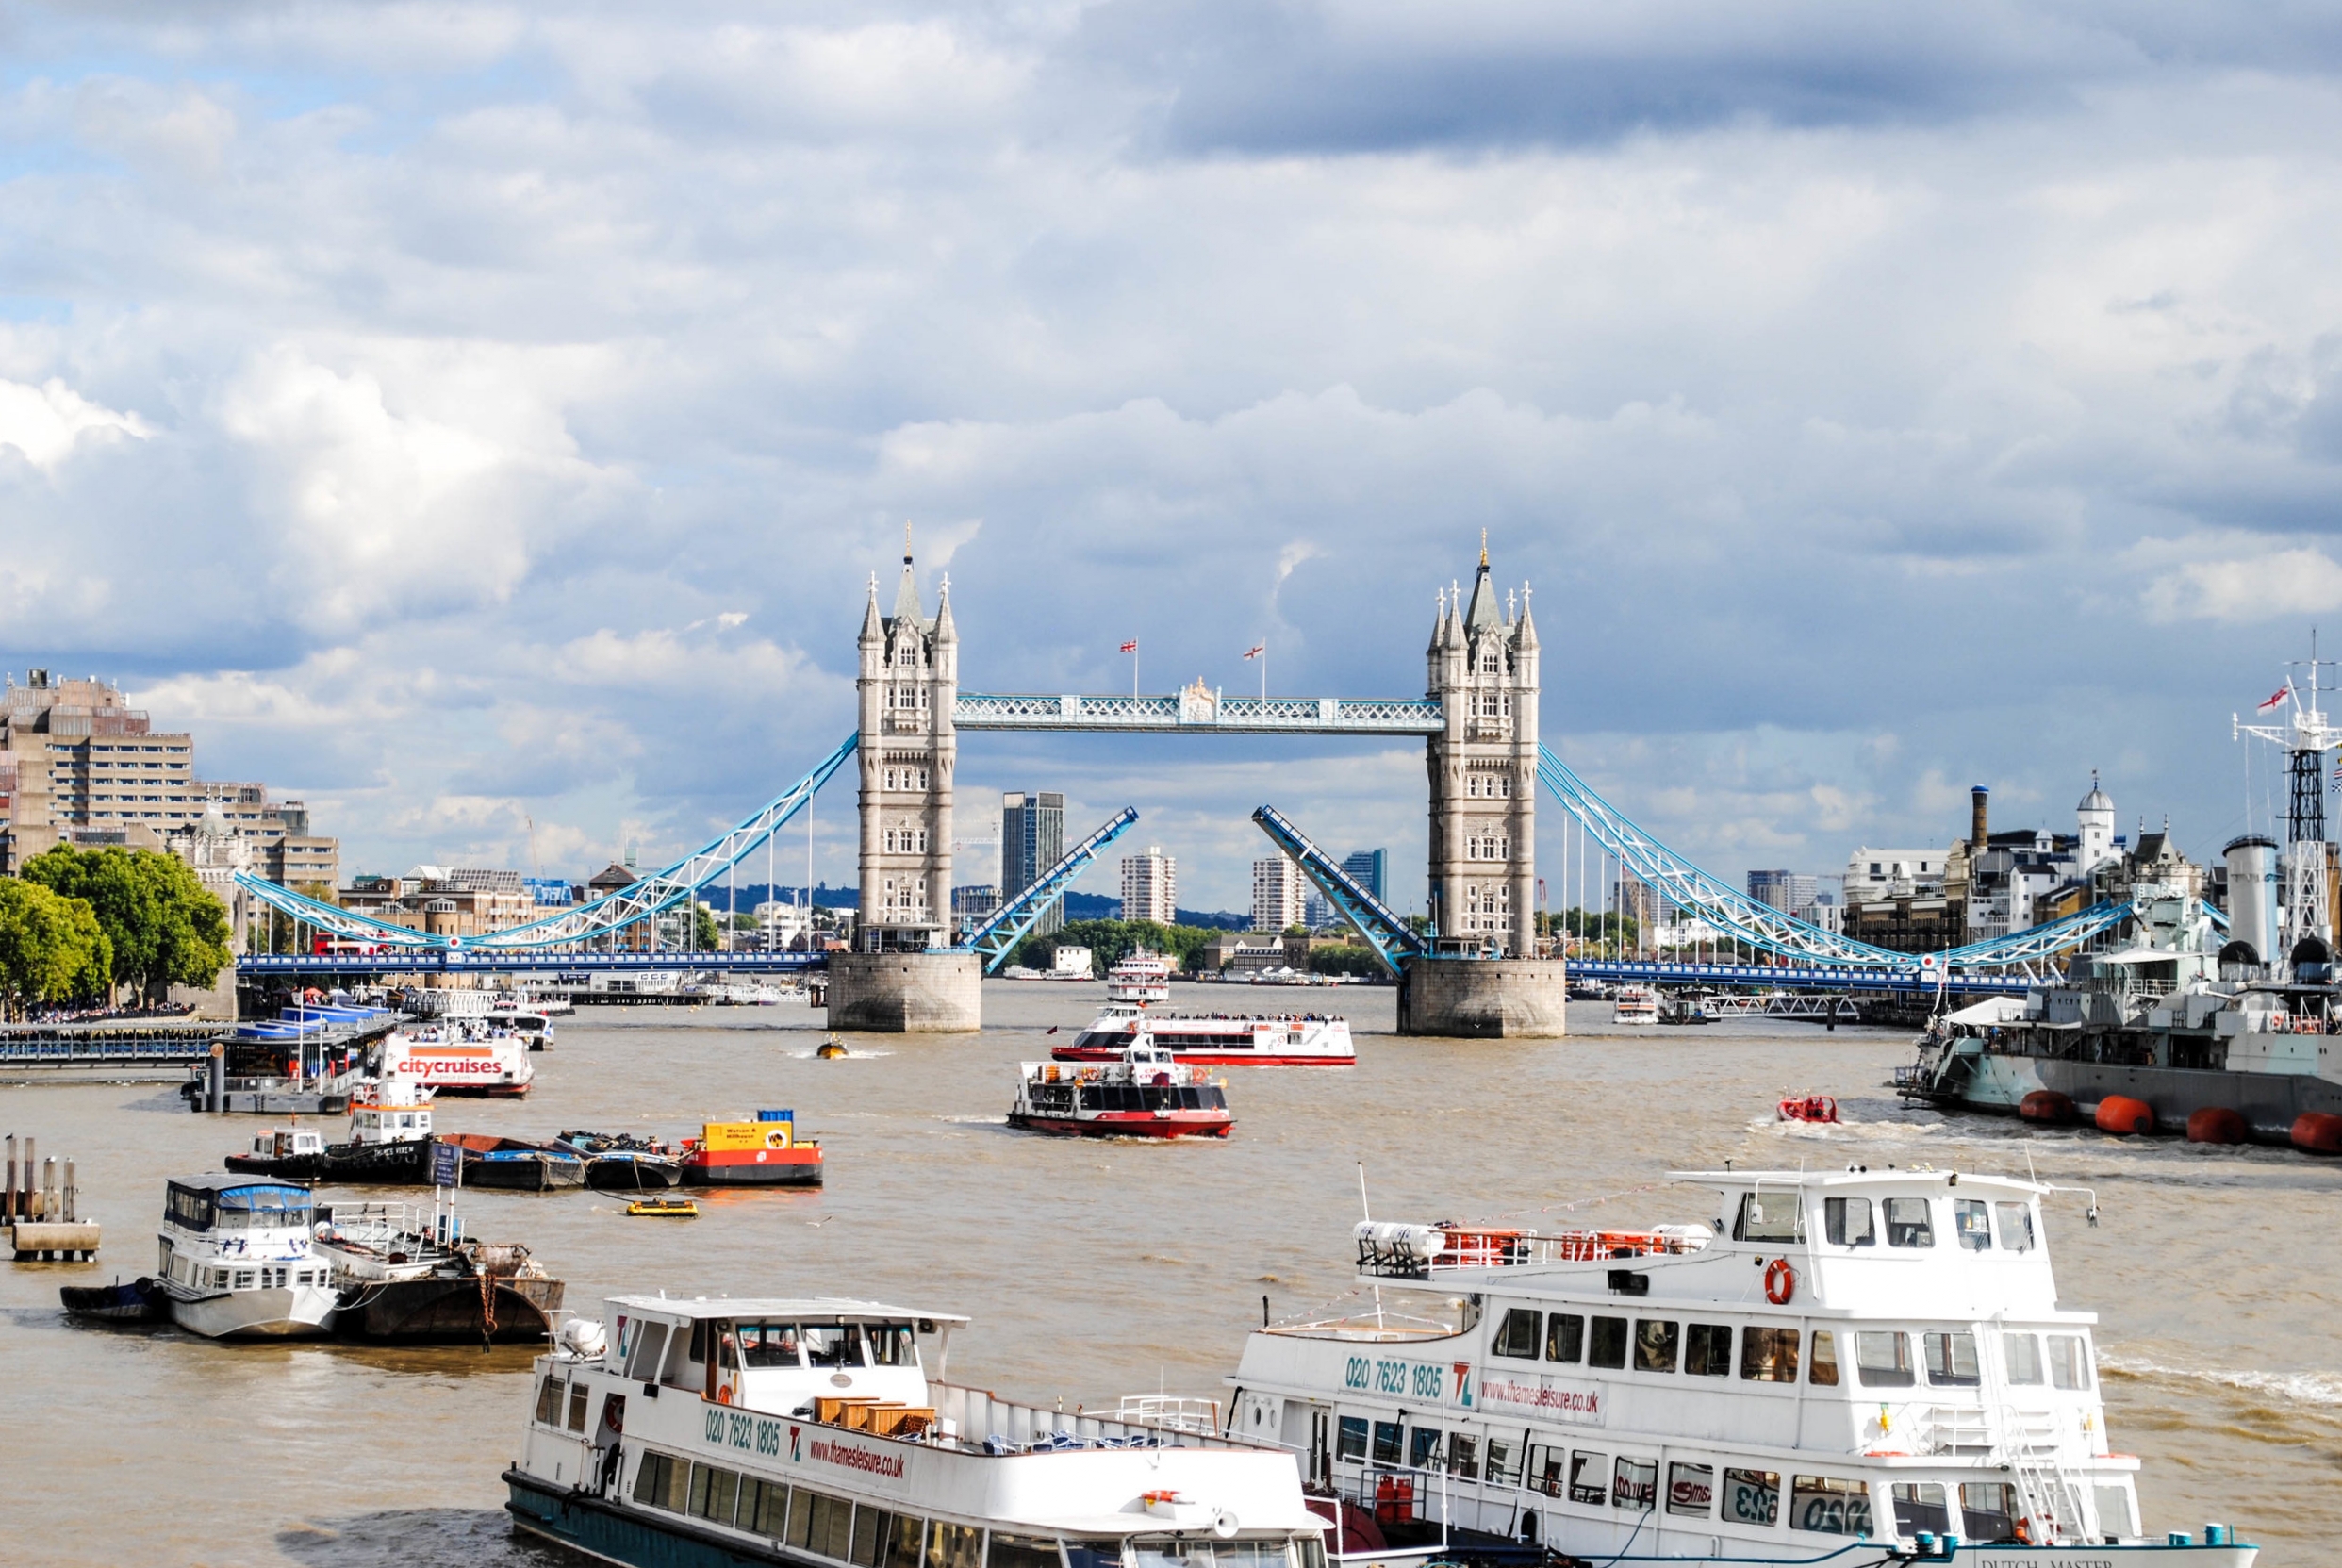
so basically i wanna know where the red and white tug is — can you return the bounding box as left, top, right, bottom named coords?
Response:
left=1778, top=1094, right=1841, bottom=1124
left=1009, top=1034, right=1234, bottom=1139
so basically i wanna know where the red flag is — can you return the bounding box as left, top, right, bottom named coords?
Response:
left=2258, top=686, right=2289, bottom=712
left=1119, top=640, right=1138, bottom=653
left=1243, top=644, right=1265, bottom=659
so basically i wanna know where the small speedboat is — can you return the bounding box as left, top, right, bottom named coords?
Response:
left=60, top=1276, right=167, bottom=1323
left=626, top=1197, right=699, bottom=1218
left=1778, top=1094, right=1840, bottom=1124
left=815, top=1035, right=849, bottom=1059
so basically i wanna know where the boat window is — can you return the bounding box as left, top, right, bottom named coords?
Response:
left=635, top=1450, right=692, bottom=1512
left=1632, top=1320, right=1679, bottom=1374
left=1524, top=1442, right=1564, bottom=1495
left=1588, top=1316, right=1628, bottom=1369
left=738, top=1322, right=804, bottom=1367
left=1923, top=1330, right=1981, bottom=1387
left=1447, top=1433, right=1479, bottom=1479
left=1371, top=1420, right=1402, bottom=1464
left=1409, top=1428, right=1442, bottom=1468
left=234, top=1270, right=256, bottom=1289
left=1493, top=1307, right=1541, bottom=1359
left=693, top=1464, right=740, bottom=1526
left=212, top=1268, right=230, bottom=1288
left=1891, top=1482, right=1950, bottom=1536
left=1336, top=1417, right=1368, bottom=1461
left=793, top=1489, right=851, bottom=1559
left=567, top=1381, right=591, bottom=1431
left=1740, top=1326, right=1800, bottom=1382
left=1824, top=1197, right=1874, bottom=1247
left=1790, top=1476, right=1873, bottom=1536
left=1483, top=1436, right=1520, bottom=1486
left=2093, top=1484, right=2136, bottom=1538
left=1064, top=1542, right=1121, bottom=1568
left=851, top=1505, right=888, bottom=1567
left=1722, top=1467, right=1780, bottom=1527
left=746, top=1478, right=791, bottom=1536
left=1567, top=1451, right=1608, bottom=1506
left=690, top=1319, right=709, bottom=1364
left=1684, top=1323, right=1732, bottom=1377
left=1958, top=1481, right=2019, bottom=1543
left=626, top=1321, right=669, bottom=1380
left=535, top=1375, right=564, bottom=1425
left=1855, top=1331, right=1915, bottom=1388
left=1666, top=1462, right=1713, bottom=1517
left=868, top=1323, right=918, bottom=1366
left=1995, top=1202, right=2035, bottom=1252
left=1294, top=1535, right=1328, bottom=1568
left=1953, top=1198, right=1992, bottom=1252
left=805, top=1324, right=866, bottom=1367
left=1734, top=1191, right=1805, bottom=1243
left=1884, top=1197, right=1934, bottom=1248
left=2048, top=1334, right=2091, bottom=1390
left=2002, top=1332, right=2044, bottom=1385
left=1545, top=1312, right=1584, bottom=1362
left=1808, top=1331, right=1839, bottom=1386
left=928, top=1522, right=983, bottom=1568
left=990, top=1535, right=1060, bottom=1568
left=1612, top=1457, right=1657, bottom=1510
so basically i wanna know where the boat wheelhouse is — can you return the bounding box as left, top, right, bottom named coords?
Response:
left=156, top=1175, right=339, bottom=1340
left=1055, top=1006, right=1353, bottom=1068
left=1010, top=1043, right=1234, bottom=1139
left=1226, top=1168, right=2253, bottom=1566
left=506, top=1296, right=1327, bottom=1568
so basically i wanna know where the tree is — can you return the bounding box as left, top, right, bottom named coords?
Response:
left=0, top=878, right=113, bottom=1016
left=1306, top=944, right=1384, bottom=978
left=1010, top=917, right=1226, bottom=975
left=694, top=903, right=722, bottom=949
left=22, top=844, right=231, bottom=1005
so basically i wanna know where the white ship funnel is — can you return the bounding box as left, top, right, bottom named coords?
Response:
left=2223, top=834, right=2278, bottom=968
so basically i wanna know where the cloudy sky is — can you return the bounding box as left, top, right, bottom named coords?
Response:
left=6, top=1, right=2342, bottom=915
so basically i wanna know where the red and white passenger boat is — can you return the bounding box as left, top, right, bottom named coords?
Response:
left=1009, top=1037, right=1234, bottom=1139
left=1054, top=1001, right=1355, bottom=1067
left=382, top=1019, right=536, bottom=1098
left=1105, top=950, right=1174, bottom=1004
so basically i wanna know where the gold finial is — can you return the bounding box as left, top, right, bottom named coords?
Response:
left=1479, top=528, right=1488, bottom=569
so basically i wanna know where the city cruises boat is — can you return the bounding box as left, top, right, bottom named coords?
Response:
left=558, top=1130, right=685, bottom=1191
left=1227, top=1166, right=2255, bottom=1565
left=384, top=1019, right=536, bottom=1098
left=313, top=1199, right=564, bottom=1343
left=680, top=1112, right=824, bottom=1188
left=156, top=1175, right=339, bottom=1339
left=1899, top=883, right=2342, bottom=1148
left=1612, top=985, right=1659, bottom=1025
left=1055, top=1004, right=1354, bottom=1067
left=504, top=1294, right=1326, bottom=1568
left=1011, top=1039, right=1234, bottom=1139
left=1106, top=951, right=1175, bottom=1005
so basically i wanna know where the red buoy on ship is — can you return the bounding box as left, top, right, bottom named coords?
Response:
left=2094, top=1095, right=2154, bottom=1136
left=2185, top=1107, right=2250, bottom=1145
left=2019, top=1090, right=2074, bottom=1125
left=2291, top=1112, right=2342, bottom=1154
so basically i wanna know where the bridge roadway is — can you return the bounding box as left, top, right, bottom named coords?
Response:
left=1567, top=958, right=2025, bottom=997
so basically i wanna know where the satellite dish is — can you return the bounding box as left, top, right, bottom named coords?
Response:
left=1212, top=1511, right=1239, bottom=1540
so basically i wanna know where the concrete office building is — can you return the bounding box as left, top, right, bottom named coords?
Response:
left=1119, top=846, right=1177, bottom=924
left=1002, top=790, right=1066, bottom=937
left=1746, top=869, right=1820, bottom=920
left=1253, top=854, right=1306, bottom=933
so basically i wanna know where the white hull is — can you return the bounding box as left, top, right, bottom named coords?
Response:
left=168, top=1283, right=339, bottom=1339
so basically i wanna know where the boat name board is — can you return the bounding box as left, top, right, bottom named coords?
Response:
left=702, top=1409, right=908, bottom=1481
left=1343, top=1355, right=1473, bottom=1409
left=1474, top=1372, right=1604, bottom=1427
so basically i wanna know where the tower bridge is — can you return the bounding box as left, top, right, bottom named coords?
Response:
left=237, top=536, right=2165, bottom=1033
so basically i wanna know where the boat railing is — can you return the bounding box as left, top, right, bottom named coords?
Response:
left=1356, top=1222, right=1709, bottom=1279
left=316, top=1200, right=435, bottom=1250
left=915, top=1383, right=1248, bottom=1455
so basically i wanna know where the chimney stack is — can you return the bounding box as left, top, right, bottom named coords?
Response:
left=1971, top=785, right=1989, bottom=847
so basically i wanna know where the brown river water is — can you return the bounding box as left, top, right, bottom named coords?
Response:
left=3, top=982, right=2337, bottom=1565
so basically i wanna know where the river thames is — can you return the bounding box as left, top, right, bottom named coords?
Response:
left=2, top=982, right=2335, bottom=1564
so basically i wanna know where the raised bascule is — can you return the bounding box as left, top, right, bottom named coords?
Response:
left=236, top=534, right=2178, bottom=1034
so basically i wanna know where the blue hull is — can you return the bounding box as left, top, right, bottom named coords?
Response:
left=505, top=1470, right=790, bottom=1568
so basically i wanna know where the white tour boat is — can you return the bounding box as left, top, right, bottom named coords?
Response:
left=1056, top=1004, right=1354, bottom=1067
left=156, top=1174, right=339, bottom=1339
left=1226, top=1167, right=2254, bottom=1566
left=383, top=1017, right=536, bottom=1097
left=1612, top=985, right=1659, bottom=1025
left=486, top=1005, right=558, bottom=1050
left=1106, top=951, right=1175, bottom=1005
left=505, top=1295, right=1327, bottom=1568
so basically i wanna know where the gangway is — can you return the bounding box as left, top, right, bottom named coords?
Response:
left=1249, top=804, right=1425, bottom=977
left=959, top=808, right=1139, bottom=973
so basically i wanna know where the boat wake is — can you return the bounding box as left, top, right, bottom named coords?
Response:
left=2100, top=1352, right=2342, bottom=1411
left=787, top=1046, right=893, bottom=1059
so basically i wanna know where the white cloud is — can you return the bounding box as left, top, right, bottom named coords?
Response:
left=2140, top=541, right=2342, bottom=622
left=0, top=377, right=150, bottom=469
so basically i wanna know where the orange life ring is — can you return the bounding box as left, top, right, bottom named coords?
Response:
left=1764, top=1257, right=1795, bottom=1305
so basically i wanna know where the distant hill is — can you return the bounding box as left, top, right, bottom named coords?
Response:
left=1058, top=891, right=1248, bottom=930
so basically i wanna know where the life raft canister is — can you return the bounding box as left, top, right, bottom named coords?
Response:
left=1763, top=1257, right=1795, bottom=1305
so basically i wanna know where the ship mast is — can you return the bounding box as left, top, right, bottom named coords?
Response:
left=2235, top=632, right=2342, bottom=956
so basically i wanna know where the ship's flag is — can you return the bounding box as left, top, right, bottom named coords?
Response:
left=1046, top=1025, right=1059, bottom=1034
left=1119, top=640, right=1138, bottom=653
left=2260, top=686, right=2290, bottom=712
left=1243, top=644, right=1265, bottom=659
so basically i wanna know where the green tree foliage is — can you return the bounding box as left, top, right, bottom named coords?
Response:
left=22, top=845, right=231, bottom=1004
left=1306, top=944, right=1384, bottom=977
left=694, top=903, right=722, bottom=949
left=1010, top=917, right=1227, bottom=975
left=0, top=878, right=114, bottom=1015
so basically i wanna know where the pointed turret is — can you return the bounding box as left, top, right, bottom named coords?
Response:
left=859, top=573, right=884, bottom=644
left=891, top=521, right=924, bottom=629
left=1427, top=588, right=1448, bottom=655
left=1444, top=582, right=1465, bottom=648
left=1462, top=543, right=1500, bottom=633
left=1513, top=582, right=1538, bottom=651
left=933, top=575, right=957, bottom=644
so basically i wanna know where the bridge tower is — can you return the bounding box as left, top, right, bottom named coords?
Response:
left=1398, top=538, right=1566, bottom=1037
left=1425, top=539, right=1538, bottom=955
left=829, top=530, right=981, bottom=1031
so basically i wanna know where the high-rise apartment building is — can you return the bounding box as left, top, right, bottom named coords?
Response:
left=1119, top=846, right=1177, bottom=924
left=1747, top=868, right=1820, bottom=920
left=1002, top=790, right=1066, bottom=937
left=1252, top=854, right=1305, bottom=933
left=1342, top=848, right=1389, bottom=904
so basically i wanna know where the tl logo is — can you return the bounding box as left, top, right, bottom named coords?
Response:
left=1451, top=1362, right=1474, bottom=1409
left=790, top=1424, right=802, bottom=1462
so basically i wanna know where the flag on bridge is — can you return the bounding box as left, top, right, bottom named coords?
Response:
left=2260, top=686, right=2290, bottom=712
left=1243, top=644, right=1265, bottom=659
left=1119, top=640, right=1138, bottom=653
